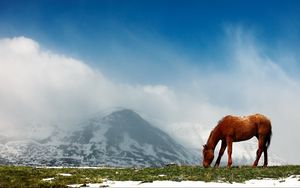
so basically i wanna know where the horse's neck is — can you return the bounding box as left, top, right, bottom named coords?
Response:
left=206, top=129, right=221, bottom=150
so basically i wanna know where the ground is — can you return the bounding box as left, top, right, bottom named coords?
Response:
left=0, top=165, right=299, bottom=187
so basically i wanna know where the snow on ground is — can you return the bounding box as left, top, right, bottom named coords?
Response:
left=42, top=177, right=55, bottom=181
left=58, top=173, right=72, bottom=176
left=67, top=175, right=300, bottom=187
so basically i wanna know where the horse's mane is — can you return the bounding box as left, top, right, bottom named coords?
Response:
left=218, top=115, right=232, bottom=125
left=207, top=129, right=214, bottom=142
left=207, top=122, right=220, bottom=143
left=207, top=115, right=231, bottom=143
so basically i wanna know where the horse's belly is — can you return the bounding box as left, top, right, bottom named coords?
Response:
left=234, top=135, right=254, bottom=142
left=233, top=131, right=255, bottom=142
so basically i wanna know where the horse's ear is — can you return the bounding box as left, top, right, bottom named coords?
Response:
left=203, top=144, right=207, bottom=149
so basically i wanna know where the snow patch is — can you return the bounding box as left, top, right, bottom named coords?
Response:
left=67, top=175, right=300, bottom=187
left=58, top=173, right=72, bottom=176
left=42, top=177, right=55, bottom=181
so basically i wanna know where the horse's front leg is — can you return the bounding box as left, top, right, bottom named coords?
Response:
left=214, top=140, right=227, bottom=167
left=226, top=137, right=233, bottom=167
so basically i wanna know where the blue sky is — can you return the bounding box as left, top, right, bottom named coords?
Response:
left=1, top=0, right=300, bottom=84
left=1, top=1, right=300, bottom=163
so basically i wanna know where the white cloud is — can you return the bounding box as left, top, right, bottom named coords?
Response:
left=143, top=85, right=170, bottom=96
left=0, top=37, right=182, bottom=138
left=0, top=37, right=117, bottom=136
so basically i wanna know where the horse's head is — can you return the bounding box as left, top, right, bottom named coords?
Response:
left=202, top=144, right=214, bottom=168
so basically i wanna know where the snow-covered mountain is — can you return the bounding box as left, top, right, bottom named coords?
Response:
left=0, top=109, right=199, bottom=167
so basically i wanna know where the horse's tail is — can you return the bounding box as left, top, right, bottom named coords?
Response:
left=265, top=123, right=272, bottom=149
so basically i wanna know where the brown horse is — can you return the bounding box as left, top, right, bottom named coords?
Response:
left=202, top=114, right=272, bottom=168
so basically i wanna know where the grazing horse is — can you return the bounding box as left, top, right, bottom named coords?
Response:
left=202, top=114, right=272, bottom=168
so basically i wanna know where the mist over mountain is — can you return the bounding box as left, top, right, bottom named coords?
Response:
left=0, top=109, right=199, bottom=167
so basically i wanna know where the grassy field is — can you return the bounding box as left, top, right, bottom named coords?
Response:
left=0, top=165, right=299, bottom=187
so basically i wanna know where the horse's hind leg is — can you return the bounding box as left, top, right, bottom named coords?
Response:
left=226, top=137, right=233, bottom=167
left=253, top=136, right=265, bottom=167
left=214, top=140, right=227, bottom=167
left=263, top=146, right=268, bottom=167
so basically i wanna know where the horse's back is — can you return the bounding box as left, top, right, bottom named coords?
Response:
left=217, top=115, right=253, bottom=140
left=217, top=114, right=271, bottom=141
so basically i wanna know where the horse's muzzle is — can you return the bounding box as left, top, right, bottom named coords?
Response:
left=203, top=162, right=210, bottom=168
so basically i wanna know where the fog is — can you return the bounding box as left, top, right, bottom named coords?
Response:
left=0, top=31, right=300, bottom=163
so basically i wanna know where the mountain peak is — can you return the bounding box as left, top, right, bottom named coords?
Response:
left=107, top=109, right=141, bottom=119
